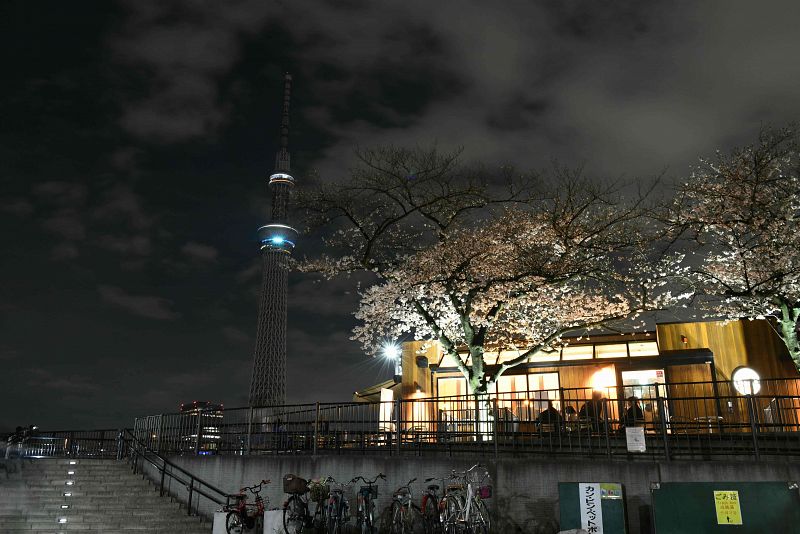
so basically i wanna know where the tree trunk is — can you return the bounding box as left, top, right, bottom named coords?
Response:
left=779, top=302, right=800, bottom=371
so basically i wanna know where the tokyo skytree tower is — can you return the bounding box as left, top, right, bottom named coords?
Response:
left=249, top=73, right=298, bottom=407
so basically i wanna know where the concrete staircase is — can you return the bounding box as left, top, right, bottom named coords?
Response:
left=0, top=458, right=212, bottom=533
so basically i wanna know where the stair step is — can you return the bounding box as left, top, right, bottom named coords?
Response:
left=0, top=459, right=212, bottom=533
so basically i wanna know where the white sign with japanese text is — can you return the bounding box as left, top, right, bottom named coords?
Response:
left=579, top=482, right=604, bottom=534
left=626, top=427, right=646, bottom=452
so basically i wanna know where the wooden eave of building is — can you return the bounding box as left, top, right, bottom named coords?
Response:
left=352, top=379, right=399, bottom=403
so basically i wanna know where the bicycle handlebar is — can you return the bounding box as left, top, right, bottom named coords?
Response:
left=239, top=479, right=271, bottom=494
left=351, top=473, right=386, bottom=485
left=451, top=463, right=484, bottom=477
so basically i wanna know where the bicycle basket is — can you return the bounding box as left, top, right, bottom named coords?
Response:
left=466, top=469, right=486, bottom=486
left=309, top=481, right=330, bottom=502
left=283, top=474, right=308, bottom=494
left=359, top=485, right=378, bottom=499
left=342, top=485, right=356, bottom=504
left=477, top=485, right=492, bottom=499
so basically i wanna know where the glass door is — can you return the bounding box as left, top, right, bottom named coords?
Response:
left=621, top=369, right=668, bottom=430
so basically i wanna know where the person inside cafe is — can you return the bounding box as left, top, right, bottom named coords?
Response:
left=579, top=391, right=607, bottom=432
left=535, top=400, right=563, bottom=432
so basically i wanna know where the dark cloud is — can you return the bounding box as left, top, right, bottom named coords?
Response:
left=0, top=198, right=34, bottom=217
left=32, top=181, right=88, bottom=207
left=28, top=369, right=102, bottom=395
left=111, top=0, right=274, bottom=142
left=181, top=241, right=219, bottom=261
left=97, top=285, right=180, bottom=320
left=97, top=234, right=152, bottom=256
left=51, top=242, right=80, bottom=261
left=222, top=325, right=251, bottom=345
left=41, top=212, right=86, bottom=241
left=92, top=185, right=153, bottom=230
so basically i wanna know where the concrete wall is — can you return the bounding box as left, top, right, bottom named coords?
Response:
left=141, top=454, right=800, bottom=534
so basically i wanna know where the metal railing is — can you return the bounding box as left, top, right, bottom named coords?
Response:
left=131, top=378, right=800, bottom=461
left=9, top=429, right=122, bottom=459
left=5, top=427, right=233, bottom=519
left=123, top=428, right=230, bottom=517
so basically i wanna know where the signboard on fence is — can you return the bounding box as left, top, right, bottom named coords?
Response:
left=713, top=491, right=743, bottom=525
left=579, top=483, right=604, bottom=533
left=625, top=427, right=646, bottom=452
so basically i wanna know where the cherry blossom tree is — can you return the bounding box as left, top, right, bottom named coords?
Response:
left=300, top=146, right=690, bottom=395
left=667, top=126, right=800, bottom=369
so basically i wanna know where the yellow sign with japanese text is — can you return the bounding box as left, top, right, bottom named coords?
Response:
left=714, top=490, right=743, bottom=525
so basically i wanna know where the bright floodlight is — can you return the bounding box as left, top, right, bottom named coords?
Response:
left=382, top=343, right=401, bottom=360
left=732, top=367, right=761, bottom=395
left=271, top=236, right=285, bottom=245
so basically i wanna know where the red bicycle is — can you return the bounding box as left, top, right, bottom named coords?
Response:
left=225, top=479, right=270, bottom=534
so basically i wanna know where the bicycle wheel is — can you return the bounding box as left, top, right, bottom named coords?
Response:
left=364, top=499, right=374, bottom=534
left=390, top=501, right=406, bottom=534
left=326, top=497, right=340, bottom=534
left=226, top=511, right=244, bottom=534
left=422, top=495, right=441, bottom=534
left=283, top=496, right=305, bottom=534
left=468, top=498, right=489, bottom=534
left=313, top=500, right=327, bottom=531
left=441, top=495, right=464, bottom=534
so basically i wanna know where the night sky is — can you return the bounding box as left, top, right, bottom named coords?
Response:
left=2, top=1, right=799, bottom=431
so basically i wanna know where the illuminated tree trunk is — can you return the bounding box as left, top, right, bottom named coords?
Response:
left=779, top=300, right=800, bottom=370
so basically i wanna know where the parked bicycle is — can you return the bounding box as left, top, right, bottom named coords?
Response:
left=389, top=478, right=419, bottom=534
left=283, top=474, right=329, bottom=533
left=325, top=476, right=353, bottom=534
left=440, top=464, right=491, bottom=534
left=224, top=479, right=270, bottom=534
left=421, top=474, right=448, bottom=534
left=351, top=473, right=385, bottom=534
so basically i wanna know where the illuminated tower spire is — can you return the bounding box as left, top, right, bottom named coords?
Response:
left=249, top=73, right=298, bottom=407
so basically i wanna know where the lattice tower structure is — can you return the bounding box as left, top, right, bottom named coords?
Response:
left=249, top=73, right=299, bottom=407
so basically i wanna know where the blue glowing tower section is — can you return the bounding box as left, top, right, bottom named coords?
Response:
left=249, top=73, right=298, bottom=407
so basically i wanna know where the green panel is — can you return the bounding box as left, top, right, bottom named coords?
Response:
left=652, top=481, right=800, bottom=533
left=559, top=482, right=628, bottom=534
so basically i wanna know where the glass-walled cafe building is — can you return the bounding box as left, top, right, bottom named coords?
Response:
left=355, top=319, right=800, bottom=433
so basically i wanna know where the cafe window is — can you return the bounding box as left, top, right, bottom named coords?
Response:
left=596, top=343, right=628, bottom=358
left=528, top=349, right=560, bottom=362
left=562, top=345, right=594, bottom=360
left=629, top=341, right=659, bottom=357
left=437, top=377, right=467, bottom=398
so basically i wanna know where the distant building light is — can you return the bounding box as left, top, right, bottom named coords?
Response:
left=58, top=518, right=68, bottom=524
left=61, top=504, right=70, bottom=509
left=65, top=481, right=74, bottom=486
left=67, top=471, right=75, bottom=475
left=68, top=461, right=77, bottom=465
left=63, top=492, right=72, bottom=497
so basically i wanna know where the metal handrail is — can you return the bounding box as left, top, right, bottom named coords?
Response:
left=122, top=428, right=230, bottom=516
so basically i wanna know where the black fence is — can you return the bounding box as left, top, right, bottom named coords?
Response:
left=4, top=429, right=123, bottom=459
left=129, top=379, right=800, bottom=461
